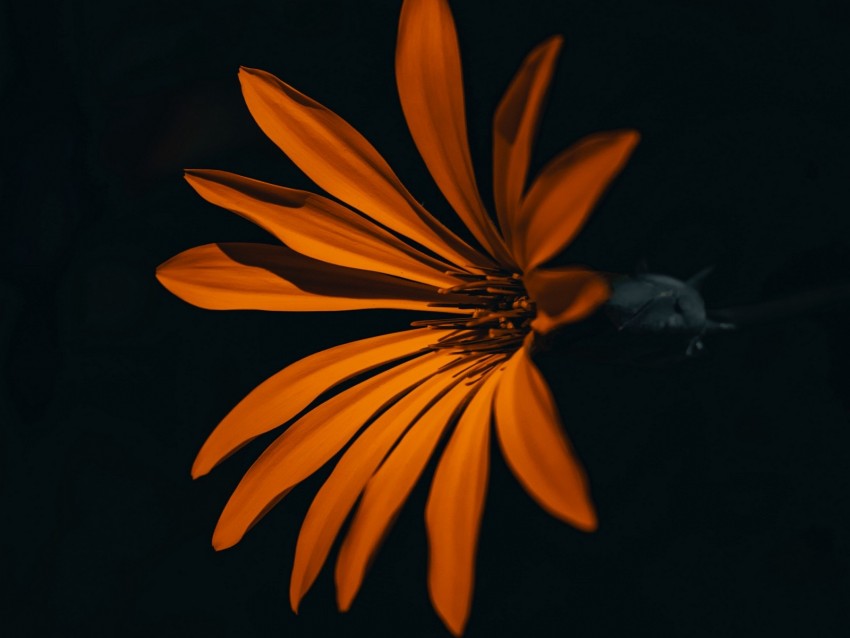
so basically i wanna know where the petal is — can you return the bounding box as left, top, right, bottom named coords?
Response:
left=238, top=66, right=492, bottom=270
left=290, top=369, right=460, bottom=612
left=212, top=352, right=451, bottom=550
left=524, top=266, right=611, bottom=334
left=517, top=130, right=640, bottom=271
left=185, top=169, right=460, bottom=289
left=396, top=0, right=514, bottom=268
left=493, top=36, right=563, bottom=250
left=192, top=328, right=439, bottom=478
left=335, top=377, right=478, bottom=611
left=156, top=243, right=471, bottom=313
left=426, top=369, right=500, bottom=637
left=494, top=342, right=597, bottom=530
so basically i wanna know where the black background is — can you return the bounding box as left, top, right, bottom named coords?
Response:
left=3, top=0, right=850, bottom=636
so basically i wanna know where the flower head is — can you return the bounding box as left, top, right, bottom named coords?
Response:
left=157, top=0, right=638, bottom=634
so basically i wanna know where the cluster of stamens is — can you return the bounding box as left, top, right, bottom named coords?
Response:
left=411, top=267, right=535, bottom=379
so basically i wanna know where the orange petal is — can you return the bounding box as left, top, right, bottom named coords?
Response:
left=524, top=266, right=611, bottom=334
left=290, top=369, right=461, bottom=612
left=212, top=352, right=451, bottom=551
left=238, top=66, right=491, bottom=270
left=192, top=328, right=439, bottom=478
left=517, top=130, right=640, bottom=271
left=493, top=36, right=563, bottom=250
left=494, top=342, right=597, bottom=530
left=184, top=169, right=459, bottom=289
left=335, top=378, right=478, bottom=611
left=396, top=0, right=515, bottom=268
left=426, top=369, right=500, bottom=637
left=156, top=243, right=471, bottom=313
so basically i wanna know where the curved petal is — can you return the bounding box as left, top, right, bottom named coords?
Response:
left=516, top=130, right=640, bottom=271
left=396, top=0, right=514, bottom=268
left=494, top=341, right=597, bottom=530
left=493, top=36, right=563, bottom=249
left=185, top=169, right=459, bottom=289
left=156, top=243, right=472, bottom=313
left=192, top=328, right=439, bottom=478
left=238, top=66, right=492, bottom=270
left=212, top=352, right=452, bottom=550
left=426, top=369, right=500, bottom=637
left=290, top=369, right=460, bottom=612
left=335, top=378, right=478, bottom=611
left=525, top=266, right=610, bottom=334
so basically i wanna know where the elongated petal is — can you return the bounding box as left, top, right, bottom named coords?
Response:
left=494, top=343, right=597, bottom=530
left=517, top=130, right=640, bottom=271
left=396, top=0, right=514, bottom=268
left=426, top=370, right=500, bottom=637
left=156, top=243, right=470, bottom=313
left=335, top=378, right=477, bottom=611
left=238, top=66, right=491, bottom=270
left=493, top=36, right=563, bottom=248
left=192, top=329, right=439, bottom=478
left=185, top=169, right=459, bottom=289
left=212, top=353, right=451, bottom=550
left=290, top=369, right=460, bottom=612
left=524, top=266, right=610, bottom=334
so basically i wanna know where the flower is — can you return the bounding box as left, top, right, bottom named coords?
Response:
left=156, top=0, right=638, bottom=634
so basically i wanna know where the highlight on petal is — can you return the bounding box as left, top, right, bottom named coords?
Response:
left=289, top=369, right=461, bottom=613
left=517, top=130, right=640, bottom=271
left=396, top=0, right=514, bottom=268
left=238, top=66, right=492, bottom=270
left=524, top=266, right=611, bottom=334
left=335, top=377, right=478, bottom=611
left=156, top=242, right=472, bottom=313
left=493, top=35, right=563, bottom=249
left=192, top=328, right=439, bottom=478
left=184, top=169, right=459, bottom=289
left=426, top=370, right=501, bottom=637
left=212, top=352, right=453, bottom=551
left=494, top=342, right=597, bottom=531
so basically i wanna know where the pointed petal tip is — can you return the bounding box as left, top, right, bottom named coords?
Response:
left=211, top=529, right=239, bottom=552
left=183, top=168, right=229, bottom=192
left=154, top=261, right=173, bottom=285
left=531, top=490, right=599, bottom=535
left=183, top=169, right=208, bottom=191
left=623, top=129, right=641, bottom=146
left=432, top=603, right=468, bottom=637
left=290, top=569, right=309, bottom=615
left=211, top=537, right=229, bottom=552
left=336, top=594, right=353, bottom=614
left=335, top=572, right=359, bottom=613
left=238, top=66, right=276, bottom=86
left=190, top=461, right=209, bottom=480
left=212, top=515, right=247, bottom=551
left=573, top=509, right=599, bottom=533
left=191, top=447, right=217, bottom=478
left=543, top=33, right=565, bottom=51
left=554, top=498, right=598, bottom=532
left=238, top=66, right=268, bottom=88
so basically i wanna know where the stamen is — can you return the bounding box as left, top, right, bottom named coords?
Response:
left=464, top=264, right=502, bottom=273
left=419, top=270, right=535, bottom=356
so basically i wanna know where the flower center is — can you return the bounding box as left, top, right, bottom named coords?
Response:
left=411, top=268, right=536, bottom=357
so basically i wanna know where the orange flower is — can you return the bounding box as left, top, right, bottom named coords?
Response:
left=157, top=0, right=638, bottom=634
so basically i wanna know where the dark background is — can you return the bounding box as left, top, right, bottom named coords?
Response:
left=3, top=0, right=850, bottom=636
